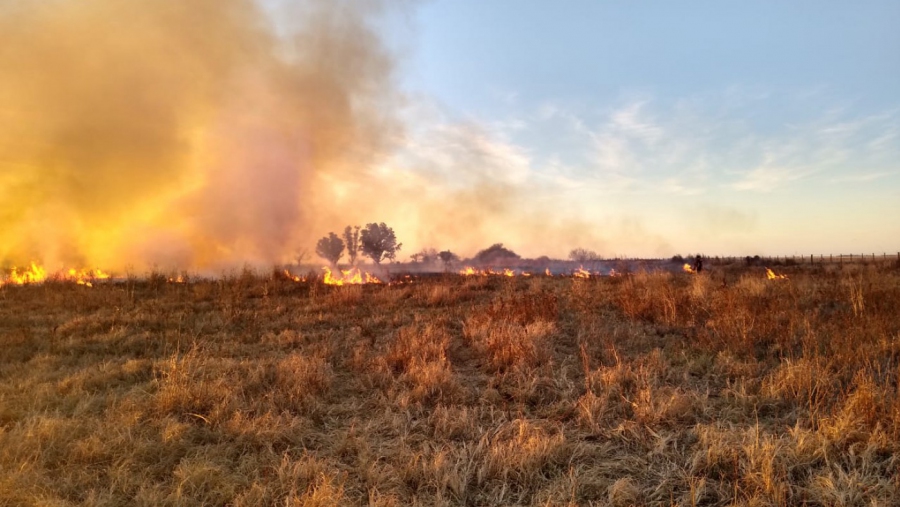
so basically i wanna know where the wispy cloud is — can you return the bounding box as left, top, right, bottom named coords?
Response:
left=376, top=88, right=900, bottom=256
left=731, top=166, right=816, bottom=192
left=828, top=171, right=896, bottom=183
left=609, top=101, right=662, bottom=144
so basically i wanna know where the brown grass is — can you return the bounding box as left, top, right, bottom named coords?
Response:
left=1, top=263, right=899, bottom=505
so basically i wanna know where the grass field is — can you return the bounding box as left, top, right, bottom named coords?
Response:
left=1, top=262, right=898, bottom=506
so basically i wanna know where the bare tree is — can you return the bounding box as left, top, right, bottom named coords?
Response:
left=417, top=247, right=438, bottom=264
left=343, top=225, right=360, bottom=266
left=294, top=248, right=310, bottom=267
left=568, top=248, right=601, bottom=263
left=359, top=223, right=402, bottom=265
left=315, top=232, right=345, bottom=266
left=438, top=250, right=458, bottom=268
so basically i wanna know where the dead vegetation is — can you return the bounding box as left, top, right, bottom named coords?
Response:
left=1, top=263, right=898, bottom=506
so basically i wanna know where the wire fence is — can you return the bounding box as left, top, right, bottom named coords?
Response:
left=705, top=253, right=900, bottom=266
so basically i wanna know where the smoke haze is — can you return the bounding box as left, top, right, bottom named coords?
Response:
left=0, top=0, right=403, bottom=271
left=1, top=0, right=641, bottom=272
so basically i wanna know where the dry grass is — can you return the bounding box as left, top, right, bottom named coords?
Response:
left=1, top=263, right=899, bottom=505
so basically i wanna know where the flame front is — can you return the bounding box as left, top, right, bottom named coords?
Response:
left=323, top=267, right=382, bottom=285
left=459, top=267, right=524, bottom=277
left=765, top=267, right=787, bottom=280
left=574, top=266, right=591, bottom=279
left=2, top=263, right=113, bottom=287
left=2, top=262, right=47, bottom=286
left=283, top=269, right=305, bottom=283
left=68, top=268, right=111, bottom=287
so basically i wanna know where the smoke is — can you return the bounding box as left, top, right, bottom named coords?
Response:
left=0, top=0, right=403, bottom=271
left=0, top=0, right=671, bottom=271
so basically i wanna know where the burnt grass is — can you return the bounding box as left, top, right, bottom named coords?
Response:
left=1, top=262, right=899, bottom=506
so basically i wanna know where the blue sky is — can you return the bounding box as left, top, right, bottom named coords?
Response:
left=372, top=1, right=900, bottom=257
left=6, top=0, right=895, bottom=271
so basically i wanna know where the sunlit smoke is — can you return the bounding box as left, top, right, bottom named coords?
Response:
left=0, top=0, right=402, bottom=271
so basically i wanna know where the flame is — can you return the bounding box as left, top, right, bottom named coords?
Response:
left=459, top=266, right=520, bottom=277
left=67, top=268, right=111, bottom=287
left=2, top=262, right=47, bottom=285
left=2, top=263, right=114, bottom=287
left=389, top=274, right=414, bottom=286
left=609, top=268, right=619, bottom=277
left=574, top=266, right=591, bottom=279
left=683, top=263, right=696, bottom=274
left=545, top=268, right=552, bottom=277
left=323, top=267, right=382, bottom=285
left=283, top=269, right=304, bottom=282
left=765, top=267, right=787, bottom=280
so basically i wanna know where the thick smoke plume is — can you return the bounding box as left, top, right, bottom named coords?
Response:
left=0, top=0, right=402, bottom=271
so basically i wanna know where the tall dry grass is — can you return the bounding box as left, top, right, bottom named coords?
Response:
left=1, top=263, right=898, bottom=505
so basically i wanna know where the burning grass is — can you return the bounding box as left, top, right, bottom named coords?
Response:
left=1, top=263, right=899, bottom=505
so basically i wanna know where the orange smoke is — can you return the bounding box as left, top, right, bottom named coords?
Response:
left=0, top=0, right=403, bottom=271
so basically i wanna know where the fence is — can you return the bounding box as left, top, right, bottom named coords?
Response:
left=707, top=253, right=900, bottom=266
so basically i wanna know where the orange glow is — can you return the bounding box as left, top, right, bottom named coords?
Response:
left=2, top=262, right=47, bottom=286
left=2, top=264, right=117, bottom=287
left=390, top=275, right=414, bottom=286
left=574, top=266, right=591, bottom=279
left=683, top=263, right=696, bottom=274
left=459, top=267, right=523, bottom=277
left=765, top=267, right=787, bottom=280
left=67, top=268, right=111, bottom=287
left=283, top=269, right=305, bottom=282
left=323, top=267, right=382, bottom=285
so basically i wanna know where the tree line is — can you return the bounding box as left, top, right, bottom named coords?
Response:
left=316, top=227, right=610, bottom=267
left=315, top=223, right=463, bottom=268
left=316, top=223, right=402, bottom=266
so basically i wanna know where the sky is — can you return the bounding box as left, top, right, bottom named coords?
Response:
left=376, top=0, right=900, bottom=257
left=1, top=0, right=898, bottom=272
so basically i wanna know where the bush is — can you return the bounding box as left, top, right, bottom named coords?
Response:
left=473, top=243, right=520, bottom=264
